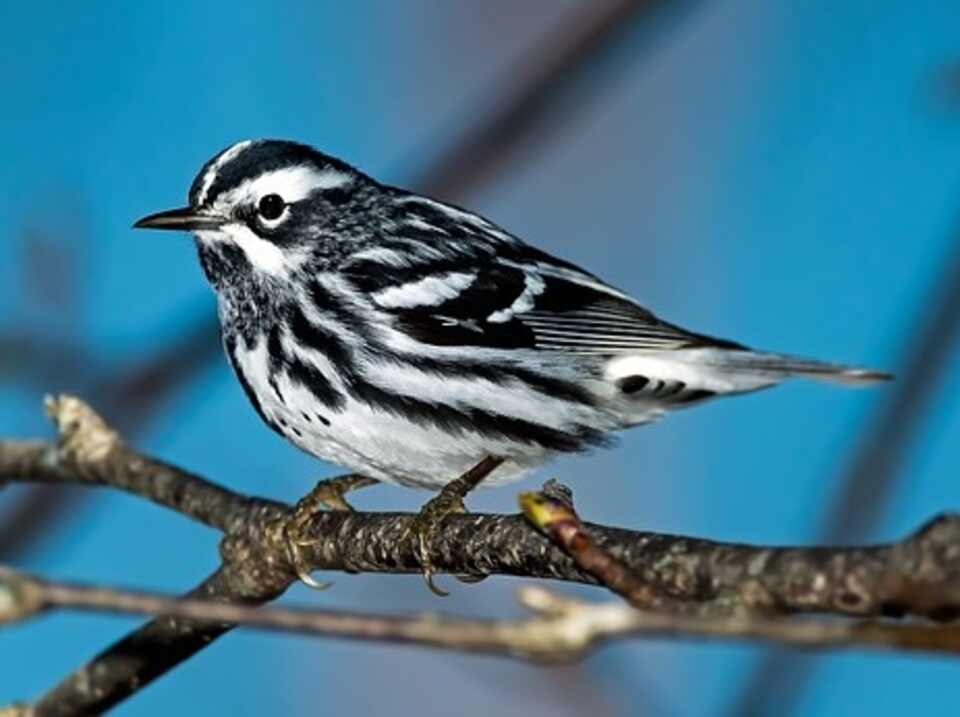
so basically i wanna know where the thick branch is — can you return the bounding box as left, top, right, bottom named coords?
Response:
left=5, top=397, right=960, bottom=622
left=5, top=395, right=960, bottom=716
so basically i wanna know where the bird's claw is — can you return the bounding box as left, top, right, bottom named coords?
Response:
left=284, top=474, right=378, bottom=591
left=408, top=488, right=469, bottom=596
left=406, top=456, right=504, bottom=596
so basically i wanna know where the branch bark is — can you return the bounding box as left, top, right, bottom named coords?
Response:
left=2, top=395, right=960, bottom=715
left=7, top=398, right=960, bottom=621
left=25, top=568, right=258, bottom=717
left=5, top=569, right=960, bottom=670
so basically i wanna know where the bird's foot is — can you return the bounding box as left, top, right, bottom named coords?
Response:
left=410, top=487, right=467, bottom=597
left=407, top=456, right=504, bottom=596
left=285, top=474, right=378, bottom=590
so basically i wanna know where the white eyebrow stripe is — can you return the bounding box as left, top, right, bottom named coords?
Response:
left=196, top=140, right=253, bottom=206
left=214, top=166, right=353, bottom=209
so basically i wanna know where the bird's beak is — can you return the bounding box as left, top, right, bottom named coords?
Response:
left=133, top=207, right=227, bottom=231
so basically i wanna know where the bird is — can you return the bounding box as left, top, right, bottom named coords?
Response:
left=135, top=139, right=889, bottom=589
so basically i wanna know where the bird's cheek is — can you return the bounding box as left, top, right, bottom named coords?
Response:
left=222, top=224, right=292, bottom=277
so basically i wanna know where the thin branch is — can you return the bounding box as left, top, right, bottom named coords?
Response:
left=27, top=566, right=278, bottom=717
left=3, top=397, right=261, bottom=533
left=4, top=569, right=960, bottom=676
left=521, top=484, right=671, bottom=609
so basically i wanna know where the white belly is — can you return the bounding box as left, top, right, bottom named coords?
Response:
left=231, top=339, right=550, bottom=489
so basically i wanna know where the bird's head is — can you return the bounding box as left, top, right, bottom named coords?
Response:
left=135, top=139, right=378, bottom=287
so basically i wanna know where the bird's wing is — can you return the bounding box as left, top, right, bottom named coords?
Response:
left=348, top=244, right=741, bottom=354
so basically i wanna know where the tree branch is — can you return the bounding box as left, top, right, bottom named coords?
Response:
left=6, top=396, right=960, bottom=621
left=5, top=397, right=960, bottom=622
left=4, top=397, right=268, bottom=533
left=5, top=569, right=960, bottom=676
left=2, top=394, right=960, bottom=715
left=24, top=568, right=259, bottom=717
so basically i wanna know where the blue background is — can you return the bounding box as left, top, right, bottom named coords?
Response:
left=3, top=2, right=959, bottom=715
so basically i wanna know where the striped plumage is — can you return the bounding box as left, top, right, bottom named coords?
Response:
left=136, top=139, right=889, bottom=489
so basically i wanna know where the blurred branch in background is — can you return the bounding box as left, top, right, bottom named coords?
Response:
left=6, top=395, right=960, bottom=715
left=729, top=208, right=960, bottom=715
left=410, top=0, right=700, bottom=199
left=0, top=333, right=96, bottom=390
left=0, top=307, right=222, bottom=559
left=3, top=212, right=93, bottom=388
left=0, top=0, right=697, bottom=564
left=930, top=60, right=960, bottom=114
left=1, top=212, right=97, bottom=562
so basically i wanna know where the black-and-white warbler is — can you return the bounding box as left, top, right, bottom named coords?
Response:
left=136, top=139, right=888, bottom=492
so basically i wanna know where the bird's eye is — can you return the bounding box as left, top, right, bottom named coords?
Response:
left=257, top=194, right=286, bottom=221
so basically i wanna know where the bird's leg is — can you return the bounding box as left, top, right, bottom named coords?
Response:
left=409, top=455, right=505, bottom=596
left=294, top=473, right=380, bottom=514
left=285, top=474, right=379, bottom=590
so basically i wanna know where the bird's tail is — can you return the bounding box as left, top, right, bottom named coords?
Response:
left=691, top=348, right=892, bottom=389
